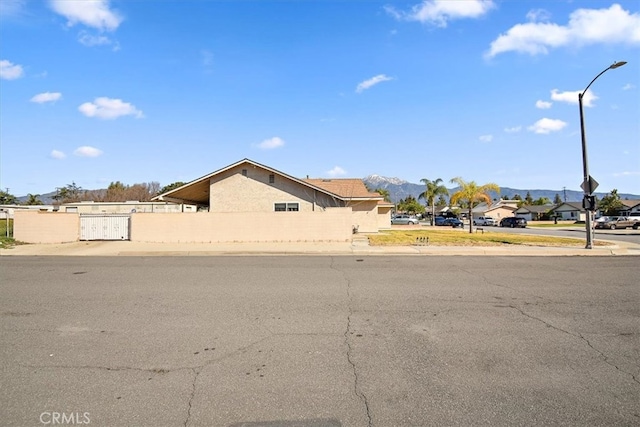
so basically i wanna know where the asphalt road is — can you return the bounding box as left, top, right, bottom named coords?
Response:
left=1, top=256, right=638, bottom=427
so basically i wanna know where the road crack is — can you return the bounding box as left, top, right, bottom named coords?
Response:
left=184, top=367, right=199, bottom=427
left=510, top=305, right=640, bottom=386
left=331, top=257, right=373, bottom=427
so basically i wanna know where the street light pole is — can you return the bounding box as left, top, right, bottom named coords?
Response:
left=578, top=61, right=626, bottom=249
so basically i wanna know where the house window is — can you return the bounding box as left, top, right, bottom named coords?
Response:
left=242, top=169, right=247, bottom=176
left=274, top=202, right=299, bottom=212
left=269, top=174, right=275, bottom=184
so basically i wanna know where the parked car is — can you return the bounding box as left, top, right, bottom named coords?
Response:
left=499, top=217, right=527, bottom=228
left=594, top=216, right=638, bottom=230
left=434, top=216, right=447, bottom=226
left=391, top=214, right=420, bottom=225
left=473, top=216, right=497, bottom=226
left=443, top=218, right=464, bottom=228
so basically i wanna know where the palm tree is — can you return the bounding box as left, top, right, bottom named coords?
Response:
left=418, top=178, right=449, bottom=225
left=374, top=188, right=391, bottom=203
left=24, top=194, right=43, bottom=205
left=449, top=177, right=500, bottom=233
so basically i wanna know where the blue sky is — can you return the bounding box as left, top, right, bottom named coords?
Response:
left=1, top=0, right=639, bottom=197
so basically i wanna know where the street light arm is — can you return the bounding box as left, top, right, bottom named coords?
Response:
left=581, top=61, right=627, bottom=95
left=581, top=67, right=610, bottom=95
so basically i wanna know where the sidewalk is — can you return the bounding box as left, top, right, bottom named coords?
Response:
left=2, top=239, right=639, bottom=256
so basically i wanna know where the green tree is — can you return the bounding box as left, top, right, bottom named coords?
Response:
left=24, top=194, right=43, bottom=205
left=598, top=189, right=624, bottom=215
left=157, top=181, right=186, bottom=195
left=374, top=188, right=391, bottom=203
left=418, top=178, right=449, bottom=225
left=397, top=196, right=425, bottom=215
left=553, top=193, right=562, bottom=204
left=449, top=177, right=500, bottom=233
left=0, top=190, right=18, bottom=204
left=532, top=197, right=551, bottom=206
left=525, top=191, right=533, bottom=205
left=436, top=194, right=448, bottom=207
left=52, top=182, right=84, bottom=203
left=513, top=194, right=522, bottom=201
left=105, top=181, right=128, bottom=201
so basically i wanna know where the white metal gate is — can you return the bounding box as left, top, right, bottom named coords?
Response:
left=80, top=214, right=130, bottom=241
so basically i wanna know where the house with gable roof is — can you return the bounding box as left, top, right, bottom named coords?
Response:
left=514, top=205, right=555, bottom=221
left=13, top=159, right=394, bottom=244
left=146, top=158, right=393, bottom=241
left=550, top=202, right=586, bottom=221
left=618, top=199, right=640, bottom=216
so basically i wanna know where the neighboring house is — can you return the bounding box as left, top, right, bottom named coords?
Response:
left=470, top=203, right=490, bottom=219
left=618, top=199, right=640, bottom=216
left=550, top=202, right=586, bottom=221
left=0, top=205, right=55, bottom=218
left=478, top=200, right=520, bottom=221
left=59, top=201, right=196, bottom=214
left=484, top=204, right=518, bottom=220
left=514, top=205, right=555, bottom=221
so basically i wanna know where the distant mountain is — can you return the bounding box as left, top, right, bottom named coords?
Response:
left=15, top=191, right=58, bottom=205
left=362, top=175, right=640, bottom=204
left=364, top=174, right=409, bottom=187
left=13, top=178, right=639, bottom=206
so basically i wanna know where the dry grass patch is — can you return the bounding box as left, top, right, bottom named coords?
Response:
left=367, top=229, right=609, bottom=247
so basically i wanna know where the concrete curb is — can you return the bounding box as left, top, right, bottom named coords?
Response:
left=1, top=239, right=639, bottom=257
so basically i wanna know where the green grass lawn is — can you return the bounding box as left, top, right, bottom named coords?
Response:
left=367, top=228, right=608, bottom=247
left=0, top=219, right=16, bottom=249
left=527, top=222, right=581, bottom=228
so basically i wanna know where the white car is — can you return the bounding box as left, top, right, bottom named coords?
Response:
left=473, top=216, right=497, bottom=226
left=391, top=215, right=420, bottom=225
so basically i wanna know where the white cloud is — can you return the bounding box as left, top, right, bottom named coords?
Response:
left=504, top=126, right=522, bottom=133
left=74, top=146, right=103, bottom=157
left=0, top=59, right=24, bottom=80
left=612, top=171, right=640, bottom=177
left=327, top=166, right=347, bottom=177
left=479, top=134, right=493, bottom=143
left=78, top=31, right=113, bottom=47
left=527, top=118, right=567, bottom=134
left=49, top=0, right=123, bottom=31
left=356, top=74, right=393, bottom=93
left=256, top=137, right=285, bottom=150
left=50, top=150, right=66, bottom=160
left=78, top=97, right=143, bottom=119
left=0, top=0, right=26, bottom=17
left=536, top=100, right=552, bottom=109
left=526, top=9, right=551, bottom=23
left=386, top=0, right=494, bottom=27
left=551, top=88, right=597, bottom=107
left=30, top=92, right=62, bottom=104
left=622, top=83, right=635, bottom=90
left=487, top=4, right=640, bottom=58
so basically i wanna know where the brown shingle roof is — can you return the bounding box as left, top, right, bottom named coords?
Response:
left=303, top=179, right=381, bottom=199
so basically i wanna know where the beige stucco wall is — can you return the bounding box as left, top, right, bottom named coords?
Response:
left=349, top=201, right=382, bottom=233
left=209, top=166, right=342, bottom=213
left=484, top=207, right=516, bottom=220
left=130, top=209, right=353, bottom=243
left=377, top=206, right=392, bottom=230
left=14, top=211, right=79, bottom=243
